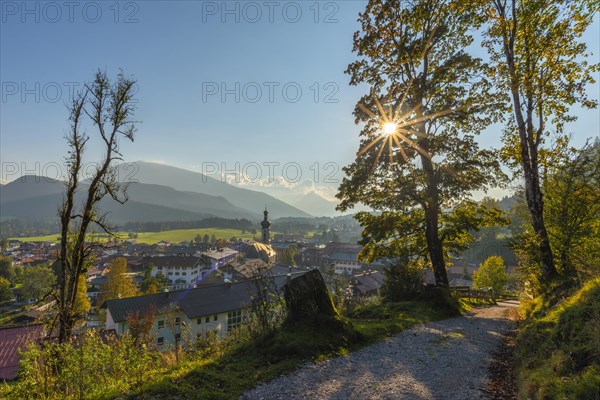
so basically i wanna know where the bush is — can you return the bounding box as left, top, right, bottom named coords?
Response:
left=473, top=256, right=508, bottom=296
left=381, top=260, right=424, bottom=302
left=7, top=330, right=163, bottom=400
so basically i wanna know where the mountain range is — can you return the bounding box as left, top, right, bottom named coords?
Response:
left=0, top=162, right=344, bottom=226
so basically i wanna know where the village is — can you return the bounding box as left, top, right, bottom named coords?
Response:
left=0, top=207, right=505, bottom=381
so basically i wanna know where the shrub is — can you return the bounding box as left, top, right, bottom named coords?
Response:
left=381, top=259, right=424, bottom=302
left=473, top=256, right=508, bottom=296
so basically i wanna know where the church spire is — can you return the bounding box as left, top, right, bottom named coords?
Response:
left=261, top=207, right=271, bottom=244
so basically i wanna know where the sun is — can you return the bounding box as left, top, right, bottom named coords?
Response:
left=382, top=122, right=398, bottom=136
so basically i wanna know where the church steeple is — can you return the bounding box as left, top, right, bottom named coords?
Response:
left=261, top=207, right=271, bottom=244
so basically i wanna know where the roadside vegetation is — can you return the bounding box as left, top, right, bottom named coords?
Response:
left=516, top=278, right=600, bottom=399
left=0, top=290, right=463, bottom=400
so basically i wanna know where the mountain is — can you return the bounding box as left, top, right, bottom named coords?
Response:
left=123, top=183, right=258, bottom=220
left=0, top=175, right=65, bottom=204
left=0, top=178, right=258, bottom=223
left=116, top=161, right=312, bottom=218
left=292, top=191, right=340, bottom=217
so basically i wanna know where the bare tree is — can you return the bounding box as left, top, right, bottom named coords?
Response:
left=55, top=70, right=137, bottom=343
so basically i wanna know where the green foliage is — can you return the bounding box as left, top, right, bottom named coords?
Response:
left=544, top=141, right=600, bottom=277
left=4, top=331, right=162, bottom=400
left=0, top=256, right=15, bottom=283
left=0, top=277, right=12, bottom=303
left=98, top=257, right=138, bottom=305
left=72, top=274, right=91, bottom=317
left=381, top=259, right=424, bottom=302
left=517, top=278, right=600, bottom=399
left=140, top=264, right=169, bottom=294
left=279, top=244, right=298, bottom=266
left=338, top=0, right=507, bottom=286
left=473, top=256, right=508, bottom=296
left=479, top=0, right=598, bottom=281
left=1, top=293, right=463, bottom=399
left=20, top=264, right=56, bottom=301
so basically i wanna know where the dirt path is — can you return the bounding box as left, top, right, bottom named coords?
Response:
left=242, top=300, right=519, bottom=400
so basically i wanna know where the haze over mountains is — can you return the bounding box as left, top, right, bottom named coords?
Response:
left=0, top=162, right=346, bottom=226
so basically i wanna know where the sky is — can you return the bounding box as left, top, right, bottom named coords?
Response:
left=1, top=1, right=599, bottom=202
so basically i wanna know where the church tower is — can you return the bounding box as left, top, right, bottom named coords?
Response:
left=261, top=207, right=271, bottom=244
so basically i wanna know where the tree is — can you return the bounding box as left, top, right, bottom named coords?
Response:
left=0, top=277, right=13, bottom=303
left=473, top=255, right=508, bottom=296
left=203, top=234, right=210, bottom=243
left=73, top=274, right=91, bottom=318
left=210, top=234, right=217, bottom=244
left=279, top=245, right=298, bottom=266
left=55, top=71, right=138, bottom=342
left=140, top=263, right=169, bottom=294
left=21, top=265, right=57, bottom=301
left=544, top=141, right=600, bottom=276
left=0, top=256, right=15, bottom=283
left=98, top=257, right=138, bottom=305
left=125, top=305, right=157, bottom=347
left=479, top=0, right=598, bottom=282
left=338, top=0, right=506, bottom=286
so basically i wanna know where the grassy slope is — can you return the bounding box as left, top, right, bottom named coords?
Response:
left=517, top=277, right=600, bottom=399
left=9, top=228, right=261, bottom=244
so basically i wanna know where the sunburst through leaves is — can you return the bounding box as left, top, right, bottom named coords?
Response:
left=357, top=83, right=460, bottom=173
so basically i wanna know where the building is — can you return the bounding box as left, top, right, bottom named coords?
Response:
left=330, top=250, right=363, bottom=275
left=144, top=256, right=202, bottom=290
left=0, top=324, right=46, bottom=380
left=261, top=208, right=271, bottom=244
left=351, top=270, right=385, bottom=296
left=103, top=271, right=306, bottom=347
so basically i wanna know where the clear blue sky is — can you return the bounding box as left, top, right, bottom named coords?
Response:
left=1, top=1, right=598, bottom=192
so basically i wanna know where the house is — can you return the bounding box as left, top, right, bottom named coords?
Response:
left=351, top=270, right=385, bottom=296
left=103, top=271, right=306, bottom=347
left=330, top=251, right=363, bottom=275
left=142, top=256, right=203, bottom=290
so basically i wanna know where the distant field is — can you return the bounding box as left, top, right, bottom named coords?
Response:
left=10, top=228, right=261, bottom=245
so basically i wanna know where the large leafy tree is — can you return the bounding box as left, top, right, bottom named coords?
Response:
left=478, top=0, right=598, bottom=282
left=338, top=0, right=506, bottom=286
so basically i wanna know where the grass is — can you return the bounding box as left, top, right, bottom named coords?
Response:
left=0, top=290, right=467, bottom=399
left=9, top=228, right=264, bottom=245
left=129, top=295, right=460, bottom=400
left=516, top=277, right=600, bottom=399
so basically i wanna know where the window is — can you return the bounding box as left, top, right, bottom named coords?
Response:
left=157, top=337, right=164, bottom=345
left=227, top=310, right=242, bottom=332
left=158, top=320, right=164, bottom=329
left=197, top=318, right=202, bottom=325
left=182, top=272, right=186, bottom=276
left=175, top=272, right=180, bottom=276
left=213, top=315, right=218, bottom=322
left=168, top=272, right=173, bottom=276
left=205, top=316, right=209, bottom=323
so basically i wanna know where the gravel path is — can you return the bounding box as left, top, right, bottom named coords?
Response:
left=241, top=301, right=519, bottom=400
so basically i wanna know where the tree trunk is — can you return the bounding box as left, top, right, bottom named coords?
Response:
left=522, top=156, right=557, bottom=280
left=417, top=118, right=449, bottom=287
left=504, top=36, right=558, bottom=282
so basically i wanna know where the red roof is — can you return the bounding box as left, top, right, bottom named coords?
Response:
left=0, top=324, right=45, bottom=380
